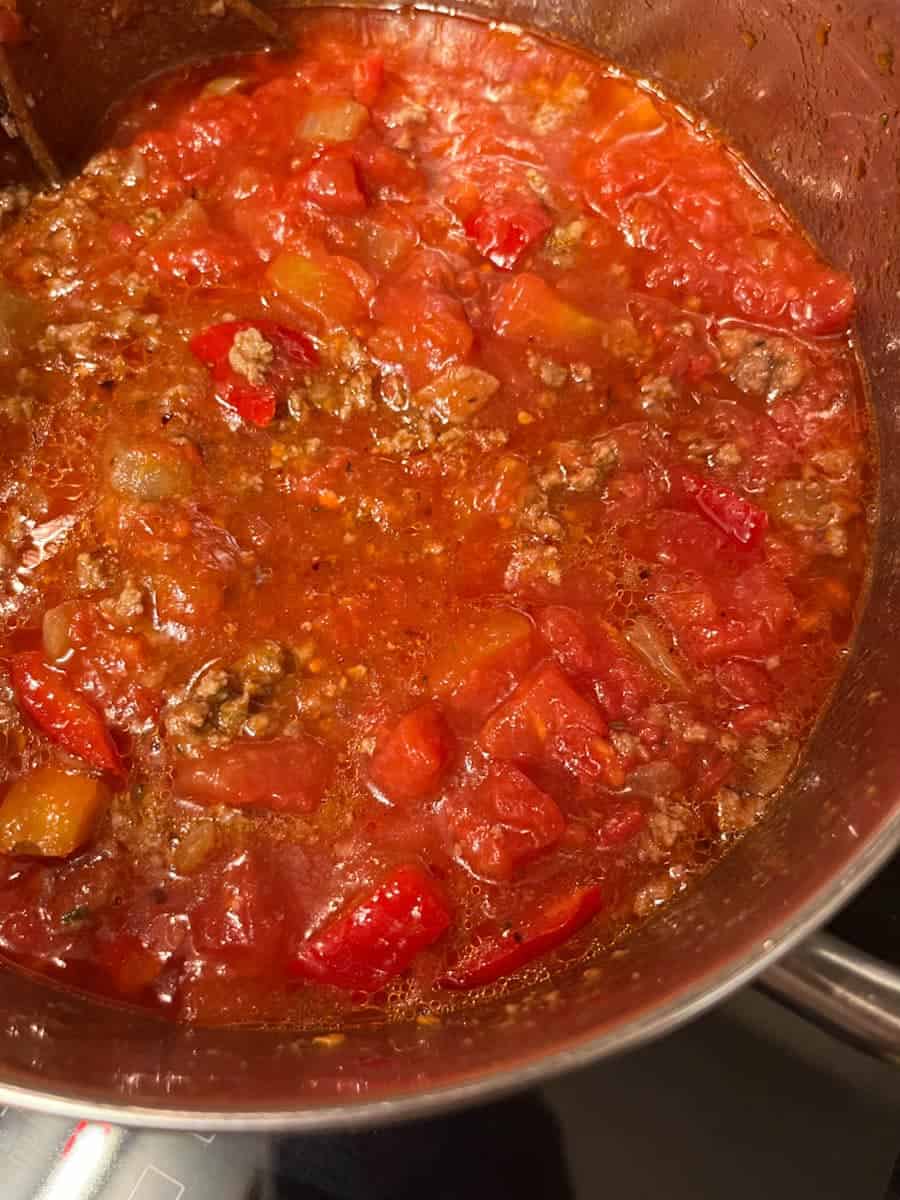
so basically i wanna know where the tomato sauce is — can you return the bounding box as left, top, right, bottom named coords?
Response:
left=0, top=9, right=871, bottom=1026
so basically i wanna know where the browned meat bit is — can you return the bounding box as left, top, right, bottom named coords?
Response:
left=530, top=76, right=589, bottom=135
left=718, top=327, right=809, bottom=399
left=39, top=310, right=161, bottom=376
left=639, top=796, right=695, bottom=864
left=637, top=374, right=678, bottom=423
left=518, top=496, right=564, bottom=540
left=228, top=326, right=273, bottom=385
left=768, top=479, right=857, bottom=557
left=0, top=185, right=31, bottom=226
left=76, top=550, right=111, bottom=591
left=526, top=351, right=595, bottom=392
left=99, top=577, right=145, bottom=627
left=542, top=219, right=586, bottom=268
left=504, top=542, right=561, bottom=591
left=633, top=873, right=677, bottom=917
left=164, top=640, right=290, bottom=754
left=373, top=423, right=432, bottom=457
left=525, top=168, right=553, bottom=203
left=715, top=787, right=765, bottom=836
left=811, top=446, right=858, bottom=482
left=537, top=437, right=619, bottom=494
left=527, top=351, right=568, bottom=390
left=289, top=333, right=375, bottom=422
left=714, top=442, right=743, bottom=469
left=413, top=365, right=500, bottom=425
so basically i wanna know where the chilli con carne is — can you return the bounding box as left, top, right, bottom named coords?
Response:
left=0, top=9, right=870, bottom=1026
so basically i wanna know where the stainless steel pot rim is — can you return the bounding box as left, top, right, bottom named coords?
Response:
left=0, top=0, right=897, bottom=1132
left=2, top=802, right=896, bottom=1133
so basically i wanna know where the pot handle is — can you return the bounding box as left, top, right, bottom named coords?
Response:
left=758, top=931, right=900, bottom=1063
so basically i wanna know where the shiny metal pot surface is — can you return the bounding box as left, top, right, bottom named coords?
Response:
left=0, top=0, right=897, bottom=1130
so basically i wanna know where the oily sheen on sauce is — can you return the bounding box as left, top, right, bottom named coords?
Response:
left=0, top=9, right=870, bottom=1027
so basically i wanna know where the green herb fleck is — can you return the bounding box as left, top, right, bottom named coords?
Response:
left=60, top=905, right=90, bottom=925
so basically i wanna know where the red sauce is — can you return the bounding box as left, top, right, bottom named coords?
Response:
left=0, top=9, right=870, bottom=1026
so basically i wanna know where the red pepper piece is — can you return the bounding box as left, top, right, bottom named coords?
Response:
left=682, top=472, right=768, bottom=548
left=438, top=884, right=603, bottom=990
left=289, top=865, right=451, bottom=992
left=189, top=319, right=317, bottom=427
left=11, top=652, right=123, bottom=776
left=464, top=199, right=552, bottom=270
left=226, top=380, right=276, bottom=427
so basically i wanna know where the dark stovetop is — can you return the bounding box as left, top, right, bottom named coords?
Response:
left=829, top=850, right=900, bottom=965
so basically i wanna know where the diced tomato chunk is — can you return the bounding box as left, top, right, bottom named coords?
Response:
left=142, top=229, right=258, bottom=288
left=597, top=803, right=645, bottom=847
left=716, top=659, right=773, bottom=704
left=479, top=662, right=622, bottom=787
left=97, top=934, right=165, bottom=996
left=174, top=737, right=333, bottom=813
left=681, top=471, right=768, bottom=548
left=438, top=884, right=602, bottom=990
left=630, top=509, right=733, bottom=574
left=535, top=606, right=596, bottom=676
left=353, top=133, right=424, bottom=197
left=297, top=154, right=367, bottom=215
left=61, top=610, right=161, bottom=733
left=369, top=703, right=453, bottom=803
left=464, top=198, right=551, bottom=269
left=0, top=10, right=24, bottom=44
left=440, top=763, right=565, bottom=881
left=583, top=125, right=855, bottom=335
left=11, top=652, right=123, bottom=776
left=656, top=564, right=796, bottom=665
left=588, top=624, right=657, bottom=722
left=535, top=607, right=653, bottom=721
left=429, top=608, right=534, bottom=724
left=190, top=853, right=285, bottom=972
left=353, top=54, right=385, bottom=107
left=289, top=865, right=450, bottom=991
left=493, top=274, right=599, bottom=350
left=370, top=283, right=473, bottom=390
left=266, top=251, right=374, bottom=328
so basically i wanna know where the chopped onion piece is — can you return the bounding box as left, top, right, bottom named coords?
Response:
left=42, top=601, right=76, bottom=663
left=624, top=616, right=687, bottom=691
left=298, top=98, right=369, bottom=144
left=202, top=75, right=248, bottom=98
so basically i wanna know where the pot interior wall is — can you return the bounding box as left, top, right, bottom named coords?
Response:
left=0, top=0, right=897, bottom=1123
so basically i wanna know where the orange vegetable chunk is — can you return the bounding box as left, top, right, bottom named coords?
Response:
left=0, top=766, right=108, bottom=858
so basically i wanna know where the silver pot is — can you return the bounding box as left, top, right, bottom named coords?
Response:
left=0, top=0, right=897, bottom=1129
